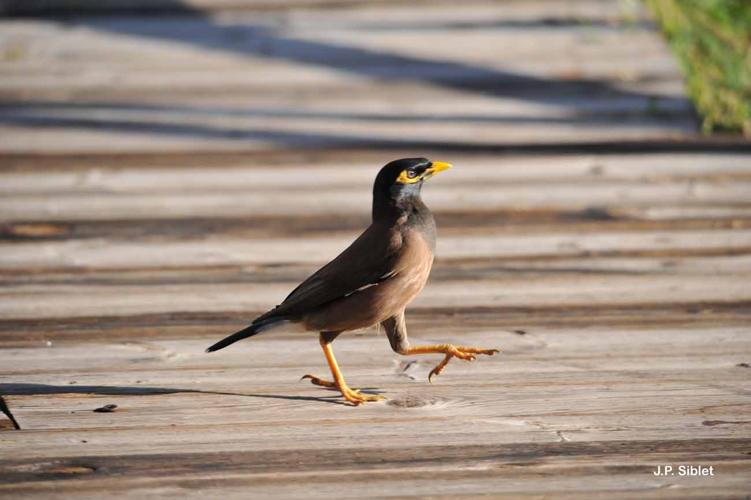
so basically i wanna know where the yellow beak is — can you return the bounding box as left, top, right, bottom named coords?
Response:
left=425, top=161, right=452, bottom=178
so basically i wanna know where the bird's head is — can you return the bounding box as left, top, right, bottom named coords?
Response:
left=372, top=158, right=452, bottom=215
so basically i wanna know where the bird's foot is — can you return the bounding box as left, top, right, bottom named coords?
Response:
left=428, top=345, right=500, bottom=382
left=301, top=374, right=385, bottom=406
left=340, top=386, right=385, bottom=406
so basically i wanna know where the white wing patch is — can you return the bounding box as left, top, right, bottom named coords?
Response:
left=343, top=270, right=399, bottom=298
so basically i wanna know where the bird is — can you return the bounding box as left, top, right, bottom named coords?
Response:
left=207, top=158, right=499, bottom=405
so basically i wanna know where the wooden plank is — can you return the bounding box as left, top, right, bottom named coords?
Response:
left=0, top=0, right=656, bottom=17
left=0, top=443, right=747, bottom=498
left=2, top=253, right=749, bottom=285
left=1, top=215, right=751, bottom=250
left=1, top=327, right=749, bottom=442
left=1, top=298, right=750, bottom=346
left=1, top=271, right=751, bottom=319
left=0, top=0, right=696, bottom=154
left=2, top=229, right=750, bottom=271
left=1, top=182, right=750, bottom=221
left=2, top=153, right=751, bottom=192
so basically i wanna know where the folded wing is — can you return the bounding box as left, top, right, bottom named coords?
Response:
left=257, top=224, right=401, bottom=321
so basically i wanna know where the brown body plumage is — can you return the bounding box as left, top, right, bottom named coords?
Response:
left=303, top=217, right=434, bottom=335
left=207, top=158, right=498, bottom=405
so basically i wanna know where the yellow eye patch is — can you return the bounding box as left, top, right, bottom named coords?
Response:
left=396, top=169, right=422, bottom=184
left=395, top=161, right=452, bottom=184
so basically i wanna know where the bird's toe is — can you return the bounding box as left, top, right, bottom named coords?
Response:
left=301, top=374, right=337, bottom=388
left=343, top=388, right=385, bottom=405
left=428, top=345, right=500, bottom=382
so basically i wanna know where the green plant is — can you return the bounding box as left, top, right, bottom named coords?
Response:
left=646, top=0, right=751, bottom=135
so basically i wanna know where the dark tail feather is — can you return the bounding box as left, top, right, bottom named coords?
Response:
left=0, top=395, right=21, bottom=430
left=206, top=316, right=289, bottom=353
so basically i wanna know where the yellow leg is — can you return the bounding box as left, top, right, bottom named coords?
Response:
left=400, top=344, right=500, bottom=382
left=304, top=334, right=384, bottom=406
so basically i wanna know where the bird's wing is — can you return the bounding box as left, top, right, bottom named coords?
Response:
left=262, top=224, right=400, bottom=319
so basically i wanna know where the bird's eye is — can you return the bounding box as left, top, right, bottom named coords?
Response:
left=406, top=170, right=417, bottom=179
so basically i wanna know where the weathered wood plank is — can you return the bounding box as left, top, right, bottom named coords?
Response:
left=2, top=325, right=748, bottom=372
left=1, top=438, right=748, bottom=482
left=3, top=153, right=751, bottom=193
left=3, top=213, right=750, bottom=246
left=0, top=0, right=695, bottom=155
left=2, top=229, right=750, bottom=272
left=2, top=253, right=749, bottom=285
left=0, top=444, right=748, bottom=499
left=0, top=0, right=658, bottom=17
left=3, top=180, right=749, bottom=221
left=1, top=296, right=750, bottom=347
left=1, top=273, right=750, bottom=319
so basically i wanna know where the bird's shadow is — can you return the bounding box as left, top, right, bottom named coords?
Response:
left=0, top=382, right=388, bottom=429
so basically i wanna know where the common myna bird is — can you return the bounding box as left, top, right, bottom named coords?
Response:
left=207, top=158, right=499, bottom=405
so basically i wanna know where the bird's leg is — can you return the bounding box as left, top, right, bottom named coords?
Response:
left=301, top=331, right=339, bottom=389
left=305, top=333, right=384, bottom=405
left=399, top=344, right=500, bottom=382
left=301, top=331, right=340, bottom=388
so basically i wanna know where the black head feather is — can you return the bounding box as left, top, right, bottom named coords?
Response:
left=372, top=158, right=432, bottom=219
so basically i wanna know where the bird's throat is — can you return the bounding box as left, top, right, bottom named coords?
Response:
left=372, top=182, right=424, bottom=222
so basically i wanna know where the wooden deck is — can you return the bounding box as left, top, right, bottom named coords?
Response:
left=1, top=1, right=750, bottom=497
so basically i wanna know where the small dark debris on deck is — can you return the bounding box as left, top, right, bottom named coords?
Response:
left=93, top=404, right=118, bottom=413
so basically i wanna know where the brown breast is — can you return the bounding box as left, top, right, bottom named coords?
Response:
left=302, top=228, right=434, bottom=333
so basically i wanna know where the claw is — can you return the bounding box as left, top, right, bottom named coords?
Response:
left=341, top=388, right=385, bottom=405
left=317, top=334, right=385, bottom=405
left=428, top=353, right=452, bottom=383
left=303, top=373, right=385, bottom=405
left=427, top=346, right=500, bottom=382
left=301, top=374, right=337, bottom=388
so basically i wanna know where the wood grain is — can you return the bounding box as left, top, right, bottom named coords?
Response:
left=1, top=0, right=750, bottom=498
